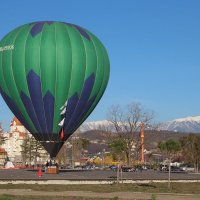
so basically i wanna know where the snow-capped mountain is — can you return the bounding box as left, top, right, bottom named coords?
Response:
left=161, top=116, right=200, bottom=133
left=80, top=120, right=114, bottom=132
left=81, top=116, right=200, bottom=133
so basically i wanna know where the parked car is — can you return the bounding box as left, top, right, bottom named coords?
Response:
left=180, top=165, right=195, bottom=172
left=167, top=166, right=182, bottom=172
left=122, top=167, right=135, bottom=172
left=109, top=165, right=118, bottom=171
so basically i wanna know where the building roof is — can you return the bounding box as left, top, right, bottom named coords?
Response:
left=10, top=117, right=22, bottom=126
left=0, top=147, right=7, bottom=154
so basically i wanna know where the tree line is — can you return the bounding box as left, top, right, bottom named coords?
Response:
left=157, top=135, right=200, bottom=189
left=107, top=102, right=200, bottom=172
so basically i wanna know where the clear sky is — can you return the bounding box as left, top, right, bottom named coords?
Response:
left=0, top=0, right=200, bottom=130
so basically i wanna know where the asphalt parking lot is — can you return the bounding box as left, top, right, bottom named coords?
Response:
left=0, top=169, right=200, bottom=180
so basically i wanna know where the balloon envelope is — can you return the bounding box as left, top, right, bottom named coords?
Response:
left=0, top=21, right=110, bottom=157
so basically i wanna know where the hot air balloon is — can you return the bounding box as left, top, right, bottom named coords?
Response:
left=0, top=21, right=110, bottom=158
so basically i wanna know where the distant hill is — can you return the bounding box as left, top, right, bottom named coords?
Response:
left=80, top=116, right=200, bottom=154
left=81, top=129, right=190, bottom=154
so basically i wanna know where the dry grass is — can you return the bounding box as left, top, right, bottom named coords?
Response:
left=0, top=182, right=200, bottom=194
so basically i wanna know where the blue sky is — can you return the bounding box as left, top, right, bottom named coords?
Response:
left=0, top=0, right=200, bottom=130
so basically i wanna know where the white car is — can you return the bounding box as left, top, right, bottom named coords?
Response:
left=180, top=166, right=195, bottom=172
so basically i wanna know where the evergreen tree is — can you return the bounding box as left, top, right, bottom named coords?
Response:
left=21, top=135, right=47, bottom=164
left=158, top=139, right=181, bottom=190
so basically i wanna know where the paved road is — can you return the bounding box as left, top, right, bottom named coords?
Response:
left=0, top=169, right=200, bottom=180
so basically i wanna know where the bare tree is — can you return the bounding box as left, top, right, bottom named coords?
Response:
left=63, top=130, right=91, bottom=168
left=56, top=143, right=68, bottom=165
left=107, top=102, right=154, bottom=166
left=180, top=134, right=200, bottom=173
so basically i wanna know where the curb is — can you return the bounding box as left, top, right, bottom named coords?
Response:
left=1, top=179, right=200, bottom=185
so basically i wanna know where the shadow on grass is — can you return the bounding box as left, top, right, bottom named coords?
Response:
left=138, top=183, right=157, bottom=188
left=0, top=194, right=15, bottom=200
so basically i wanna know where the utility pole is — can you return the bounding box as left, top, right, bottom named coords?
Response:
left=140, top=123, right=145, bottom=164
left=71, top=136, right=80, bottom=169
left=71, top=138, right=74, bottom=169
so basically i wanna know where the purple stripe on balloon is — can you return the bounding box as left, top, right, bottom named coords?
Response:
left=73, top=25, right=91, bottom=40
left=0, top=87, right=34, bottom=134
left=62, top=22, right=91, bottom=40
left=46, top=21, right=54, bottom=25
left=30, top=22, right=44, bottom=37
left=27, top=70, right=48, bottom=133
left=63, top=92, right=79, bottom=136
left=64, top=74, right=95, bottom=134
left=43, top=91, right=55, bottom=133
left=69, top=95, right=96, bottom=136
left=30, top=21, right=54, bottom=37
left=20, top=91, right=42, bottom=133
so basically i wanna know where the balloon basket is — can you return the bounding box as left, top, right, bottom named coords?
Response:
left=47, top=166, right=59, bottom=174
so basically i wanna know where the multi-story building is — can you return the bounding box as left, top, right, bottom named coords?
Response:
left=3, top=117, right=29, bottom=163
left=3, top=117, right=49, bottom=164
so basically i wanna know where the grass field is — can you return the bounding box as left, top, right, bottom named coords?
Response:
left=0, top=183, right=200, bottom=200
left=0, top=182, right=200, bottom=193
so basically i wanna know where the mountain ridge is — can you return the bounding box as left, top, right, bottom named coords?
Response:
left=81, top=116, right=200, bottom=133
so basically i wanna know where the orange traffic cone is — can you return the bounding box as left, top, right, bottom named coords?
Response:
left=38, top=167, right=42, bottom=177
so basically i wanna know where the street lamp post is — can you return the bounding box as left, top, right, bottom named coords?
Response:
left=102, top=149, right=105, bottom=169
